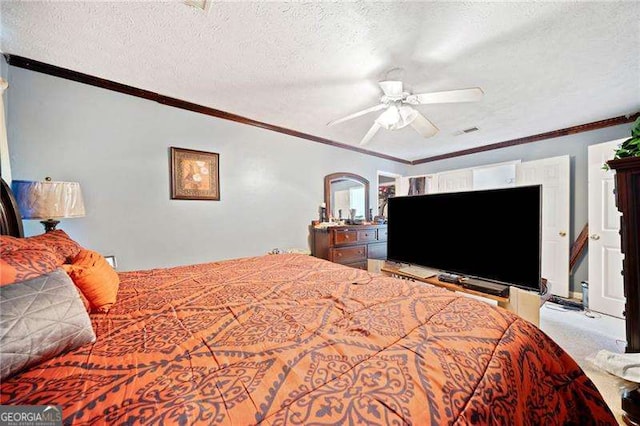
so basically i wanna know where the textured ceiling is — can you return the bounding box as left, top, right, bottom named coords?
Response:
left=1, top=1, right=639, bottom=161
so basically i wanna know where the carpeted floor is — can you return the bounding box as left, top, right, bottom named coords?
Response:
left=539, top=303, right=635, bottom=424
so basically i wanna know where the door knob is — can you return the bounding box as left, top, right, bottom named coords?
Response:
left=559, top=231, right=567, bottom=237
left=590, top=234, right=600, bottom=240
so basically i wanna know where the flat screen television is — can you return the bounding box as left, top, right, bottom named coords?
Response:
left=387, top=185, right=542, bottom=292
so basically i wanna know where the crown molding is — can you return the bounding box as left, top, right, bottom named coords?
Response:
left=411, top=113, right=639, bottom=165
left=4, top=54, right=636, bottom=167
left=4, top=54, right=411, bottom=165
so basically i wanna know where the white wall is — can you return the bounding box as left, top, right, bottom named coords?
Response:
left=6, top=66, right=408, bottom=270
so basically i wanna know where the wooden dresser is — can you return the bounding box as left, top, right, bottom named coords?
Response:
left=608, top=157, right=640, bottom=352
left=311, top=224, right=387, bottom=269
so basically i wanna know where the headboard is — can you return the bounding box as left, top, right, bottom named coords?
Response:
left=0, top=177, right=24, bottom=237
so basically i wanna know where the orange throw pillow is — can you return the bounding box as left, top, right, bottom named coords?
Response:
left=27, top=230, right=82, bottom=264
left=63, top=249, right=119, bottom=312
left=1, top=230, right=82, bottom=265
left=0, top=248, right=59, bottom=284
left=0, top=259, right=17, bottom=285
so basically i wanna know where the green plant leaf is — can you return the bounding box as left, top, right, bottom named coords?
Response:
left=631, top=117, right=640, bottom=138
left=601, top=117, right=640, bottom=168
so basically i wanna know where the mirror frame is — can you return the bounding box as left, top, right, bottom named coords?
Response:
left=324, top=172, right=370, bottom=221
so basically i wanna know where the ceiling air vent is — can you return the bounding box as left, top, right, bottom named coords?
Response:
left=454, top=126, right=479, bottom=136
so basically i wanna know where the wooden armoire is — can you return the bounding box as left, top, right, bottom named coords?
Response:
left=608, top=156, right=640, bottom=425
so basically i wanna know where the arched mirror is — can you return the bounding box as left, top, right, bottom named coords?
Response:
left=324, top=173, right=370, bottom=222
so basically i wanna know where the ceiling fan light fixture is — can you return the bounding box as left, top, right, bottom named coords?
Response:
left=397, top=105, right=418, bottom=129
left=327, top=79, right=483, bottom=145
left=376, top=105, right=401, bottom=130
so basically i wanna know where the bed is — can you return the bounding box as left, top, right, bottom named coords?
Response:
left=0, top=180, right=616, bottom=425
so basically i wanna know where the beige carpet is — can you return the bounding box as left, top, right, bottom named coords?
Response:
left=540, top=303, right=636, bottom=424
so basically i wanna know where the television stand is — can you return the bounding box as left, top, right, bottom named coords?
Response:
left=460, top=277, right=510, bottom=298
left=397, top=264, right=439, bottom=279
left=379, top=262, right=540, bottom=326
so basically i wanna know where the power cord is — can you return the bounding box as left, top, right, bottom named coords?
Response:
left=540, top=279, right=549, bottom=297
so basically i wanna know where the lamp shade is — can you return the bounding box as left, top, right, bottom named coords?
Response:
left=12, top=180, right=85, bottom=220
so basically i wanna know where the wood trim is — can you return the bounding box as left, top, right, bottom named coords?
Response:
left=4, top=54, right=636, bottom=166
left=3, top=54, right=410, bottom=165
left=412, top=113, right=640, bottom=165
left=569, top=223, right=588, bottom=273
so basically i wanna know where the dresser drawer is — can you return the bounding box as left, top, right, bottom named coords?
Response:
left=333, top=230, right=358, bottom=245
left=330, top=245, right=367, bottom=264
left=311, top=225, right=387, bottom=267
left=357, top=229, right=377, bottom=242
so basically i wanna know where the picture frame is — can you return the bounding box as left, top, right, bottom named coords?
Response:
left=170, top=147, right=220, bottom=200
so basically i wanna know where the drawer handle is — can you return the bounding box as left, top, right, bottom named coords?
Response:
left=337, top=253, right=342, bottom=257
left=345, top=235, right=350, bottom=239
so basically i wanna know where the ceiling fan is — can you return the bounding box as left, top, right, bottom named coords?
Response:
left=328, top=81, right=483, bottom=146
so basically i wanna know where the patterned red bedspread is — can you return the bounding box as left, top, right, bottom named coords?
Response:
left=1, top=254, right=615, bottom=425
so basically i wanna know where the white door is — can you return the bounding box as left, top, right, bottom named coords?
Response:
left=472, top=162, right=519, bottom=190
left=424, top=174, right=438, bottom=194
left=588, top=140, right=625, bottom=318
left=516, top=156, right=571, bottom=297
left=438, top=169, right=473, bottom=193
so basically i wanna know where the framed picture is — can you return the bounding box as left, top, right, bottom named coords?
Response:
left=170, top=147, right=220, bottom=200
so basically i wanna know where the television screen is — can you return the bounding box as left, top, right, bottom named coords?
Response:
left=387, top=185, right=542, bottom=292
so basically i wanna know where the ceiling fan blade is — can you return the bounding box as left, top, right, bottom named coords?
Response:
left=378, top=80, right=403, bottom=97
left=406, top=87, right=484, bottom=105
left=327, top=103, right=386, bottom=126
left=359, top=122, right=382, bottom=146
left=410, top=112, right=439, bottom=138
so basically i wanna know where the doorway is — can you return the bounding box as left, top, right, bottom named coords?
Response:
left=377, top=171, right=401, bottom=219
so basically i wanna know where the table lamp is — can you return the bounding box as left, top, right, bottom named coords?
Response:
left=12, top=177, right=85, bottom=232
